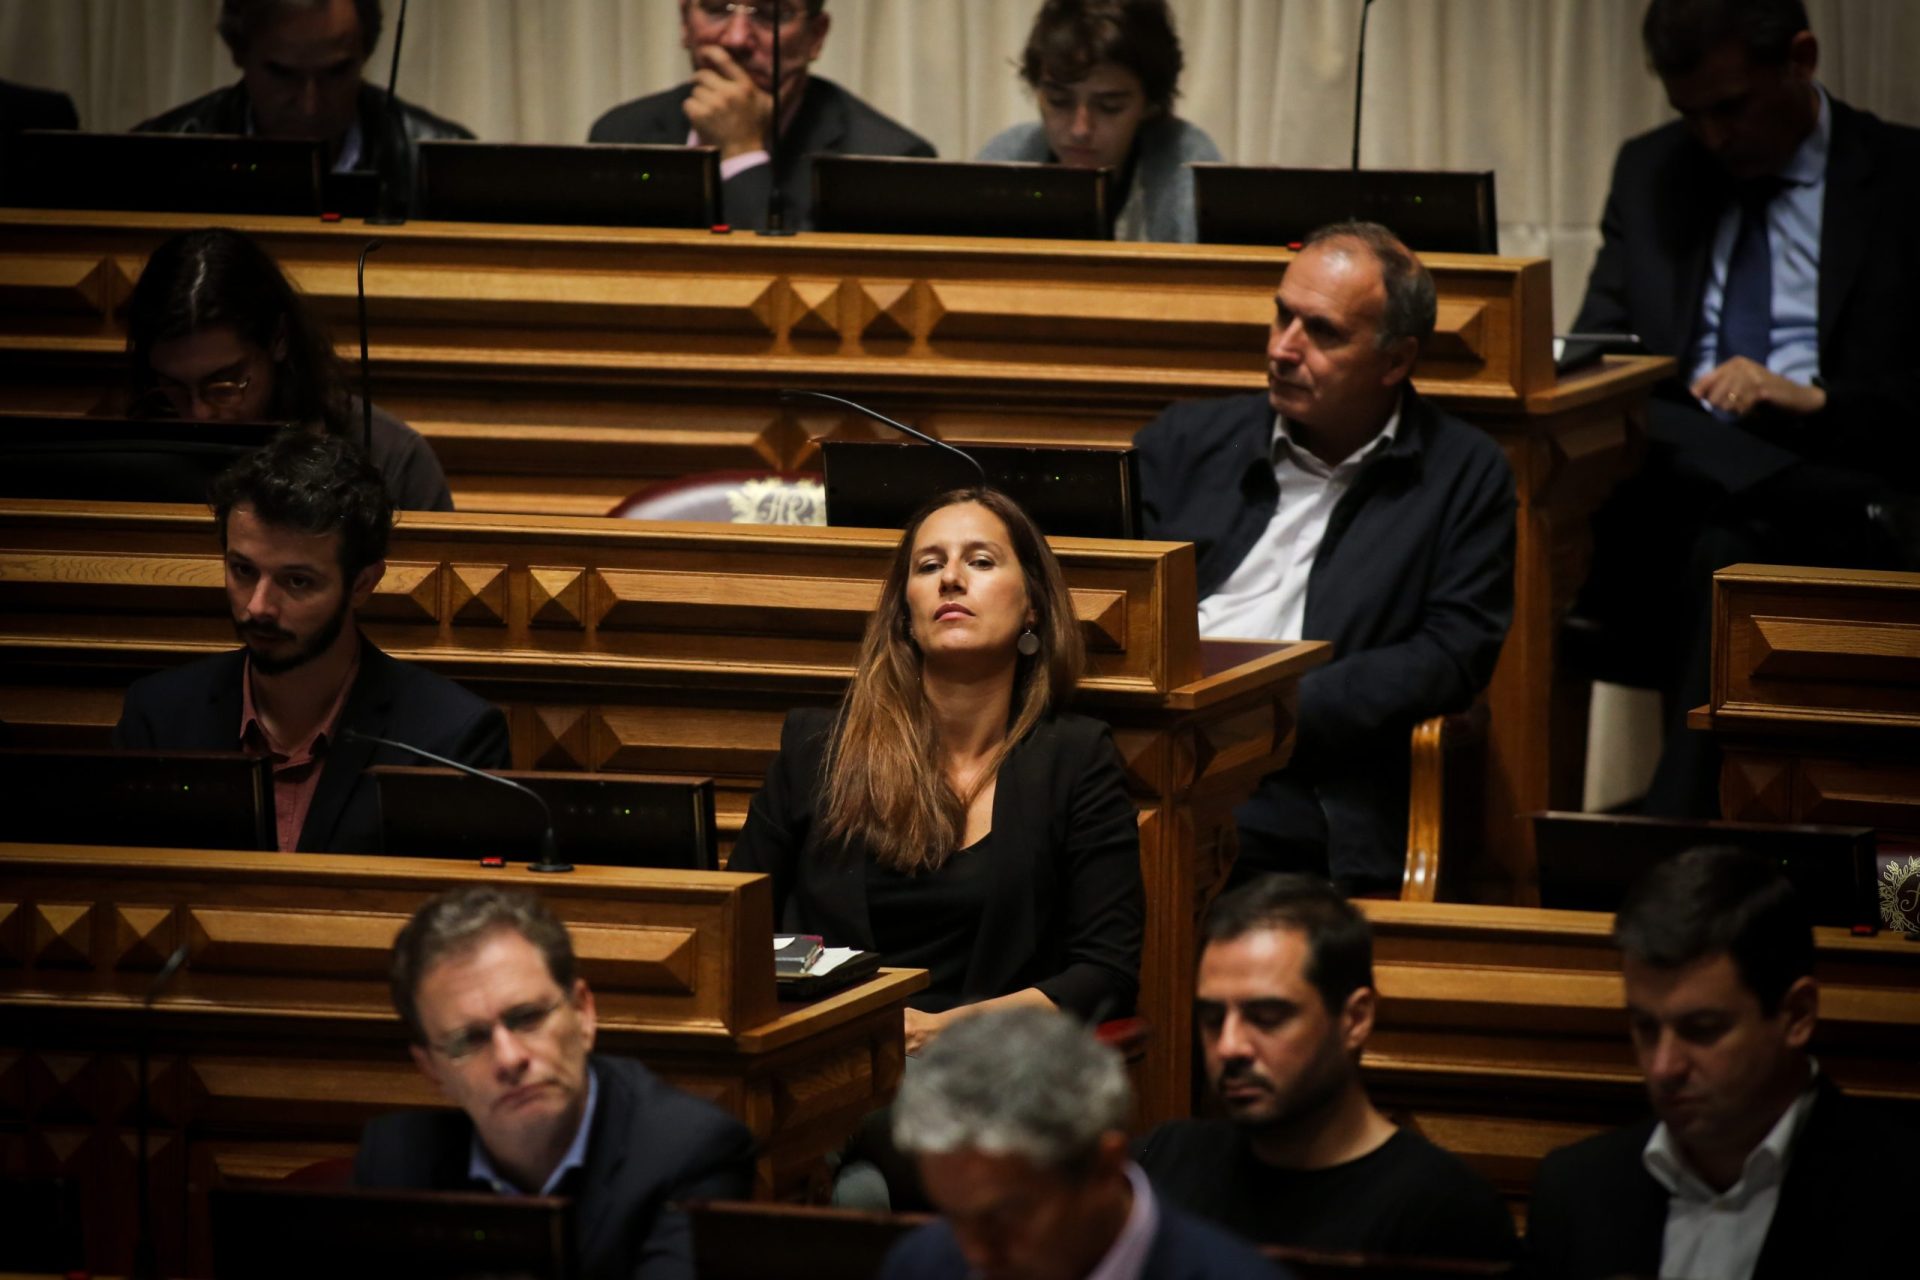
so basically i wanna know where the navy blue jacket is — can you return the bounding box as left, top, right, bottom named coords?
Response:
left=880, top=1198, right=1288, bottom=1280
left=1135, top=388, right=1515, bottom=886
left=113, top=636, right=508, bottom=853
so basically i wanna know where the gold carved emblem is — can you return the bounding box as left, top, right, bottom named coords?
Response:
left=727, top=477, right=826, bottom=526
left=1879, top=855, right=1920, bottom=933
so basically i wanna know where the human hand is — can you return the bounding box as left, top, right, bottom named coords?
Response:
left=904, top=1007, right=948, bottom=1057
left=685, top=46, right=773, bottom=160
left=1692, top=356, right=1826, bottom=418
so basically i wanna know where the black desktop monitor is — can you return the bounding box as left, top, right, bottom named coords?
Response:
left=820, top=439, right=1141, bottom=539
left=418, top=140, right=721, bottom=228
left=210, top=1185, right=574, bottom=1280
left=1532, top=811, right=1878, bottom=928
left=811, top=155, right=1109, bottom=240
left=0, top=415, right=281, bottom=503
left=372, top=766, right=720, bottom=871
left=0, top=748, right=275, bottom=852
left=3, top=130, right=325, bottom=216
left=1192, top=165, right=1499, bottom=254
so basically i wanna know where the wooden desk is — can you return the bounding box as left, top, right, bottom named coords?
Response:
left=1358, top=899, right=1920, bottom=1214
left=0, top=209, right=1672, bottom=893
left=0, top=843, right=926, bottom=1277
left=0, top=500, right=1328, bottom=1126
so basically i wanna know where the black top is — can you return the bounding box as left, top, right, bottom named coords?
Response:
left=353, top=398, right=455, bottom=512
left=1135, top=387, right=1516, bottom=888
left=865, top=834, right=993, bottom=1013
left=729, top=706, right=1143, bottom=1022
left=1136, top=1120, right=1517, bottom=1263
left=355, top=1054, right=755, bottom=1280
left=587, top=75, right=935, bottom=232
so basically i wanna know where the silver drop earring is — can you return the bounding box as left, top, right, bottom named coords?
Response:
left=1016, top=627, right=1041, bottom=656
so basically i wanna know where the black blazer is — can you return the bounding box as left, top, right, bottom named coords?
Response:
left=355, top=1054, right=755, bottom=1280
left=587, top=74, right=935, bottom=231
left=1135, top=388, right=1515, bottom=887
left=112, top=636, right=509, bottom=853
left=1525, top=1077, right=1910, bottom=1280
left=729, top=707, right=1143, bottom=1023
left=1573, top=97, right=1920, bottom=489
left=880, top=1199, right=1289, bottom=1279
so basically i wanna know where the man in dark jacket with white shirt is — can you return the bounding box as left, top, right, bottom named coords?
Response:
left=1135, top=221, right=1515, bottom=893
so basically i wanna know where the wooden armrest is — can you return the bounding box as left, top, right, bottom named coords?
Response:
left=280, top=1156, right=356, bottom=1187
left=1403, top=706, right=1491, bottom=903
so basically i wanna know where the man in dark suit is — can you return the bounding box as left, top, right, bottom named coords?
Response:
left=134, top=0, right=472, bottom=213
left=883, top=1006, right=1285, bottom=1280
left=1573, top=0, right=1920, bottom=815
left=1135, top=221, right=1515, bottom=893
left=1526, top=846, right=1908, bottom=1279
left=114, top=429, right=508, bottom=853
left=357, top=887, right=756, bottom=1280
left=588, top=0, right=934, bottom=230
left=1137, top=876, right=1515, bottom=1262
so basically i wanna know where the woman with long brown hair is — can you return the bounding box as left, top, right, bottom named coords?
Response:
left=731, top=487, right=1144, bottom=1053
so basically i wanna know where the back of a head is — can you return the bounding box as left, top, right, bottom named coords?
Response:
left=1020, top=0, right=1185, bottom=113
left=1203, top=873, right=1374, bottom=1014
left=126, top=226, right=344, bottom=427
left=211, top=427, right=392, bottom=577
left=1641, top=0, right=1811, bottom=79
left=1300, top=219, right=1438, bottom=351
left=1612, top=845, right=1814, bottom=1014
left=892, top=1006, right=1130, bottom=1178
left=388, top=886, right=576, bottom=1045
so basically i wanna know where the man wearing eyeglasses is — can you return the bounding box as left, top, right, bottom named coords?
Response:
left=357, top=886, right=756, bottom=1280
left=588, top=0, right=934, bottom=231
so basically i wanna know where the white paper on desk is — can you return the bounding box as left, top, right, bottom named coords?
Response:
left=807, top=947, right=863, bottom=976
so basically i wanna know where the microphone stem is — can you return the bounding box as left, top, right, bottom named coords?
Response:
left=342, top=729, right=571, bottom=873
left=1352, top=0, right=1374, bottom=171
left=781, top=390, right=987, bottom=482
left=357, top=239, right=383, bottom=456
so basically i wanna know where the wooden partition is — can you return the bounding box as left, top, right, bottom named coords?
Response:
left=0, top=208, right=1673, bottom=891
left=0, top=843, right=927, bottom=1276
left=1359, top=899, right=1920, bottom=1216
left=0, top=498, right=1329, bottom=1127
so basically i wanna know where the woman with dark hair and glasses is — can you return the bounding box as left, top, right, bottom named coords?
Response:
left=125, top=226, right=453, bottom=511
left=730, top=486, right=1144, bottom=1204
left=978, top=0, right=1221, bottom=243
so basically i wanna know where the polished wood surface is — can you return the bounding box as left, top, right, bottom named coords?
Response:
left=0, top=209, right=1672, bottom=892
left=0, top=843, right=927, bottom=1276
left=0, top=499, right=1329, bottom=1127
left=1358, top=898, right=1920, bottom=1214
left=1699, top=564, right=1920, bottom=838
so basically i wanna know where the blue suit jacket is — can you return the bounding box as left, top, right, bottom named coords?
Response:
left=879, top=1200, right=1288, bottom=1280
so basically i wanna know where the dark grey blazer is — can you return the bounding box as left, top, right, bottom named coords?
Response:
left=881, top=1198, right=1289, bottom=1280
left=587, top=74, right=934, bottom=230
left=729, top=706, right=1143, bottom=1023
left=355, top=1054, right=756, bottom=1280
left=113, top=636, right=508, bottom=853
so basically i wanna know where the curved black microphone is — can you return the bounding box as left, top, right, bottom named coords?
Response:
left=1351, top=0, right=1379, bottom=170
left=133, top=943, right=189, bottom=1280
left=760, top=1, right=792, bottom=236
left=368, top=0, right=411, bottom=225
left=780, top=390, right=987, bottom=481
left=341, top=728, right=572, bottom=873
left=357, top=238, right=383, bottom=455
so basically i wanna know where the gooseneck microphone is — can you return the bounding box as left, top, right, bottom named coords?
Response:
left=1351, top=0, right=1379, bottom=170
left=133, top=943, right=189, bottom=1280
left=780, top=389, right=987, bottom=481
left=368, top=0, right=411, bottom=226
left=341, top=728, right=573, bottom=873
left=760, top=1, right=792, bottom=236
left=356, top=239, right=383, bottom=456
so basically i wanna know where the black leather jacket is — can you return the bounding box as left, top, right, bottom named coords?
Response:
left=135, top=80, right=472, bottom=214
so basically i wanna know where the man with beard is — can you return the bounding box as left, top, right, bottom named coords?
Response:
left=588, top=1, right=934, bottom=230
left=114, top=430, right=508, bottom=852
left=1135, top=875, right=1515, bottom=1261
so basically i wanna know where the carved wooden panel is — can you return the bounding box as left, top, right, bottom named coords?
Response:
left=1715, top=566, right=1920, bottom=726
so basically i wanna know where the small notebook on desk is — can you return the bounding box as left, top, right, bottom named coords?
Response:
left=774, top=934, right=882, bottom=998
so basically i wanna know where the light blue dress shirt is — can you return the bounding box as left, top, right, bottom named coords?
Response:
left=468, top=1064, right=600, bottom=1196
left=1689, top=85, right=1830, bottom=396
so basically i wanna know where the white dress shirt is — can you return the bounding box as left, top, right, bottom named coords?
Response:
left=1082, top=1163, right=1160, bottom=1280
left=1197, top=404, right=1402, bottom=642
left=1641, top=1073, right=1820, bottom=1280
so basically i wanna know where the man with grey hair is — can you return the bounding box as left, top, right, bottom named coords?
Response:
left=136, top=0, right=472, bottom=213
left=355, top=886, right=754, bottom=1280
left=1134, top=221, right=1516, bottom=894
left=882, top=1006, right=1284, bottom=1280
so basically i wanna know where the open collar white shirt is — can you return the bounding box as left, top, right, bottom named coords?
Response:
left=1197, top=402, right=1402, bottom=642
left=1641, top=1068, right=1819, bottom=1280
left=1081, top=1162, right=1160, bottom=1280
